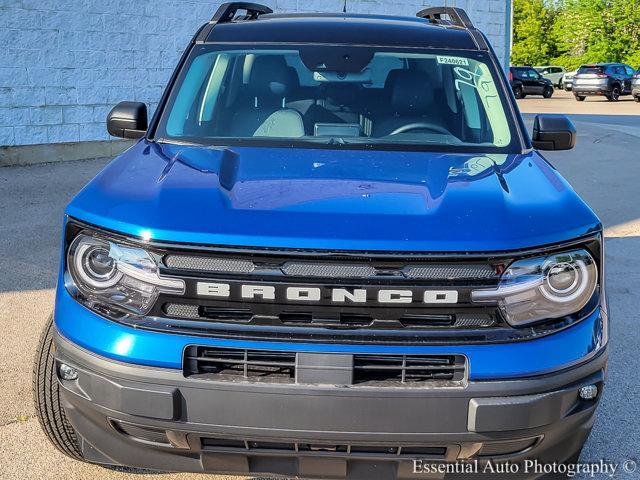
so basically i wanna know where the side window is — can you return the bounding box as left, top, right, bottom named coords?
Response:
left=613, top=66, right=624, bottom=75
left=625, top=66, right=635, bottom=76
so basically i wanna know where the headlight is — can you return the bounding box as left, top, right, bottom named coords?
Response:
left=67, top=233, right=184, bottom=316
left=472, top=249, right=597, bottom=327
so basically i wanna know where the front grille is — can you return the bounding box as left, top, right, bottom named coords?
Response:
left=200, top=437, right=449, bottom=459
left=154, top=247, right=510, bottom=343
left=353, top=354, right=465, bottom=385
left=184, top=346, right=466, bottom=387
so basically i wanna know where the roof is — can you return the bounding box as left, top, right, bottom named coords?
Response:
left=202, top=13, right=482, bottom=50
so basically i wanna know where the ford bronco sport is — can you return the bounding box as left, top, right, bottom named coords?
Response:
left=34, top=4, right=607, bottom=479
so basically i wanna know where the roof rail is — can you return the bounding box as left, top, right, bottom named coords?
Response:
left=416, top=7, right=475, bottom=29
left=210, top=2, right=273, bottom=24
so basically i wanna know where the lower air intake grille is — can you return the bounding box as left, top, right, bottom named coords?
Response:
left=184, top=347, right=466, bottom=387
left=201, top=437, right=449, bottom=459
left=353, top=354, right=465, bottom=385
left=184, top=346, right=296, bottom=383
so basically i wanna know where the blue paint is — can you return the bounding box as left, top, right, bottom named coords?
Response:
left=66, top=140, right=600, bottom=253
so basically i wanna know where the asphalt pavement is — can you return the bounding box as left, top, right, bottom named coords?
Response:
left=0, top=90, right=639, bottom=479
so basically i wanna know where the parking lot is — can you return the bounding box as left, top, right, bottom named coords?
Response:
left=1, top=93, right=639, bottom=479
left=518, top=88, right=640, bottom=116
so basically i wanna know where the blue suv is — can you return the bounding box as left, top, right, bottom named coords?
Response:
left=34, top=4, right=607, bottom=479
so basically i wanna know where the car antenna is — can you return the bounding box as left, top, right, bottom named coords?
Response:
left=343, top=0, right=347, bottom=13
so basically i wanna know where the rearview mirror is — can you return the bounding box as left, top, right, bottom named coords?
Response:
left=531, top=114, right=576, bottom=151
left=107, top=101, right=148, bottom=139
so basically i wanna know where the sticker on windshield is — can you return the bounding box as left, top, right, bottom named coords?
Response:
left=437, top=56, right=469, bottom=66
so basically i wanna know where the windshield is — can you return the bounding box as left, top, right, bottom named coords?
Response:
left=154, top=45, right=518, bottom=153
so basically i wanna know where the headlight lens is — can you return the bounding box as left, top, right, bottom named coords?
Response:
left=472, top=249, right=597, bottom=327
left=67, top=234, right=184, bottom=316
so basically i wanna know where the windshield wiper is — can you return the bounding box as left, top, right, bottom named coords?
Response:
left=154, top=137, right=204, bottom=147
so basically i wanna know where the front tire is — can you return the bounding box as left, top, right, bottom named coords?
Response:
left=543, top=86, right=554, bottom=98
left=575, top=95, right=586, bottom=101
left=634, top=95, right=640, bottom=102
left=33, top=315, right=84, bottom=461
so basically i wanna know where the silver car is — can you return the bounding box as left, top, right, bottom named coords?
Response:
left=534, top=66, right=566, bottom=88
left=632, top=69, right=640, bottom=101
left=562, top=70, right=578, bottom=91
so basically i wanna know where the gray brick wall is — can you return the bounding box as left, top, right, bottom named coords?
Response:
left=0, top=0, right=509, bottom=147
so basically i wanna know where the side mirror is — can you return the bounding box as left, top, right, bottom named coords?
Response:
left=107, top=101, right=148, bottom=139
left=531, top=114, right=576, bottom=151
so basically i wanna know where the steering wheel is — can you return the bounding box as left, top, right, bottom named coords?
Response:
left=389, top=122, right=451, bottom=136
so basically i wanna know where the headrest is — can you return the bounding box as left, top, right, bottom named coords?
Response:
left=323, top=83, right=364, bottom=107
left=386, top=69, right=433, bottom=115
left=249, top=56, right=297, bottom=99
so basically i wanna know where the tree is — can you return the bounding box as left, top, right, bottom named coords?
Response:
left=512, top=0, right=640, bottom=70
left=511, top=0, right=557, bottom=66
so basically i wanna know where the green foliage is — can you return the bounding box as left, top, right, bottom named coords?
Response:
left=512, top=0, right=640, bottom=70
left=511, top=0, right=556, bottom=65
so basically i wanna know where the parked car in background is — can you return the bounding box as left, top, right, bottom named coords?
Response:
left=572, top=63, right=635, bottom=101
left=535, top=65, right=566, bottom=88
left=563, top=69, right=578, bottom=91
left=632, top=69, right=640, bottom=102
left=509, top=66, right=554, bottom=99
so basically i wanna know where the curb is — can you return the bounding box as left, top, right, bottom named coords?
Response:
left=0, top=140, right=135, bottom=168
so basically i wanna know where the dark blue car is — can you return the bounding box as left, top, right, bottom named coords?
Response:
left=34, top=3, right=607, bottom=479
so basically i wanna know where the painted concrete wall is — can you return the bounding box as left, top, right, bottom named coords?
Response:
left=0, top=0, right=509, bottom=147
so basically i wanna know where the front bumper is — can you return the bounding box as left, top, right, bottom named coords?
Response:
left=632, top=86, right=640, bottom=97
left=55, top=329, right=607, bottom=479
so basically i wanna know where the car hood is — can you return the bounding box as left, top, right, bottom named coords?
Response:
left=66, top=141, right=601, bottom=252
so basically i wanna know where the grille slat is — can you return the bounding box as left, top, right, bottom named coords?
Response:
left=187, top=356, right=296, bottom=368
